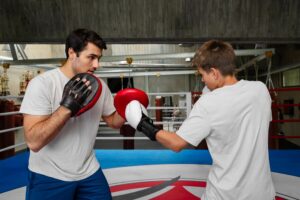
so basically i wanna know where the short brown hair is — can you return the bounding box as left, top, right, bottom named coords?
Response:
left=65, top=28, right=107, bottom=58
left=192, top=40, right=236, bottom=76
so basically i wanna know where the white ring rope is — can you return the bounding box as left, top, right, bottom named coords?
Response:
left=0, top=126, right=23, bottom=134
left=0, top=142, right=26, bottom=153
left=0, top=111, right=21, bottom=116
left=96, top=137, right=150, bottom=140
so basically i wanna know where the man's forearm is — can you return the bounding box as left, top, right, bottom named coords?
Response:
left=155, top=130, right=189, bottom=152
left=103, top=111, right=125, bottom=129
left=24, top=106, right=71, bottom=152
left=112, top=111, right=126, bottom=128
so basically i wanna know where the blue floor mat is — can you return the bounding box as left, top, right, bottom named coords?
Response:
left=0, top=150, right=299, bottom=194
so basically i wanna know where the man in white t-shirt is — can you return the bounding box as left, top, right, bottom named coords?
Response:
left=20, top=29, right=125, bottom=200
left=125, top=40, right=276, bottom=199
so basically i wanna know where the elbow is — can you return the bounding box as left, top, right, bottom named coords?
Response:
left=24, top=130, right=46, bottom=153
left=169, top=141, right=186, bottom=152
left=105, top=118, right=126, bottom=130
left=170, top=140, right=187, bottom=153
left=169, top=143, right=184, bottom=152
left=171, top=146, right=183, bottom=153
left=27, top=141, right=42, bottom=152
left=111, top=120, right=126, bottom=129
left=108, top=123, right=122, bottom=130
left=111, top=123, right=124, bottom=129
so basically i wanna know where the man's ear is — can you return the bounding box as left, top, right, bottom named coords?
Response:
left=210, top=67, right=220, bottom=80
left=68, top=48, right=76, bottom=59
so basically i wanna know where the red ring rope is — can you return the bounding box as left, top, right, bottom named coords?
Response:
left=270, top=135, right=300, bottom=139
left=271, top=119, right=300, bottom=123
left=269, top=87, right=300, bottom=92
left=272, top=104, right=300, bottom=108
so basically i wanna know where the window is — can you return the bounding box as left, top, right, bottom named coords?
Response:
left=283, top=68, right=300, bottom=87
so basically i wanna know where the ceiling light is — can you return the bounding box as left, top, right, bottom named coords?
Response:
left=119, top=60, right=127, bottom=65
left=185, top=57, right=191, bottom=62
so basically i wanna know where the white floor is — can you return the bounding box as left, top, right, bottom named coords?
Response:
left=0, top=187, right=25, bottom=200
left=1, top=167, right=300, bottom=200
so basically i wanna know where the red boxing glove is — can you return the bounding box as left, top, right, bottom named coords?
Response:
left=114, top=88, right=149, bottom=119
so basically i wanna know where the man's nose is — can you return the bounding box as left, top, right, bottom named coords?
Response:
left=93, top=59, right=100, bottom=69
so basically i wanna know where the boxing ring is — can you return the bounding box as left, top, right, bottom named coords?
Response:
left=0, top=90, right=300, bottom=199
left=269, top=87, right=300, bottom=149
left=0, top=150, right=300, bottom=200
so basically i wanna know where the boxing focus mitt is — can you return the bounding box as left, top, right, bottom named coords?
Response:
left=125, top=100, right=161, bottom=141
left=114, top=88, right=149, bottom=119
left=60, top=73, right=102, bottom=117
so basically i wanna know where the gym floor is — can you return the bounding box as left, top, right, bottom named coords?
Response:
left=1, top=150, right=299, bottom=200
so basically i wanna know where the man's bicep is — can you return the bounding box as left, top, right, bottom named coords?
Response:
left=20, top=77, right=53, bottom=115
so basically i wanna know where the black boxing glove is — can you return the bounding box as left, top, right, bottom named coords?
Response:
left=60, top=73, right=102, bottom=117
left=137, top=113, right=162, bottom=141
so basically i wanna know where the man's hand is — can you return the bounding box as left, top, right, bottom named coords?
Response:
left=125, top=100, right=161, bottom=141
left=114, top=88, right=149, bottom=119
left=113, top=88, right=161, bottom=140
left=60, top=73, right=102, bottom=117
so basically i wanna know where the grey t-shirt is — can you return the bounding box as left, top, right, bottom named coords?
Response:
left=20, top=68, right=115, bottom=181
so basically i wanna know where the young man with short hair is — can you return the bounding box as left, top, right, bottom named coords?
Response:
left=21, top=28, right=125, bottom=200
left=125, top=40, right=276, bottom=200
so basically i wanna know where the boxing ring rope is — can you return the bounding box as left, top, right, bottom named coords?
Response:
left=0, top=126, right=23, bottom=134
left=271, top=136, right=300, bottom=139
left=0, top=111, right=20, bottom=116
left=148, top=106, right=187, bottom=110
left=268, top=84, right=300, bottom=150
left=269, top=87, right=300, bottom=92
left=0, top=142, right=26, bottom=153
left=0, top=120, right=188, bottom=153
left=0, top=95, right=24, bottom=99
left=1, top=89, right=300, bottom=154
left=96, top=137, right=149, bottom=140
left=272, top=119, right=300, bottom=123
left=272, top=104, right=300, bottom=108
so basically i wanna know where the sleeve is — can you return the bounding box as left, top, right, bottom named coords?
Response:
left=176, top=102, right=211, bottom=147
left=19, top=76, right=53, bottom=115
left=100, top=80, right=116, bottom=117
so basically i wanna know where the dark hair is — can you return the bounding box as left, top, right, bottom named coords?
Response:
left=65, top=28, right=107, bottom=58
left=192, top=40, right=236, bottom=76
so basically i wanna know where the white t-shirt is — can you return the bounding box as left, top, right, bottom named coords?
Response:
left=177, top=80, right=275, bottom=200
left=202, top=85, right=210, bottom=95
left=20, top=68, right=115, bottom=181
